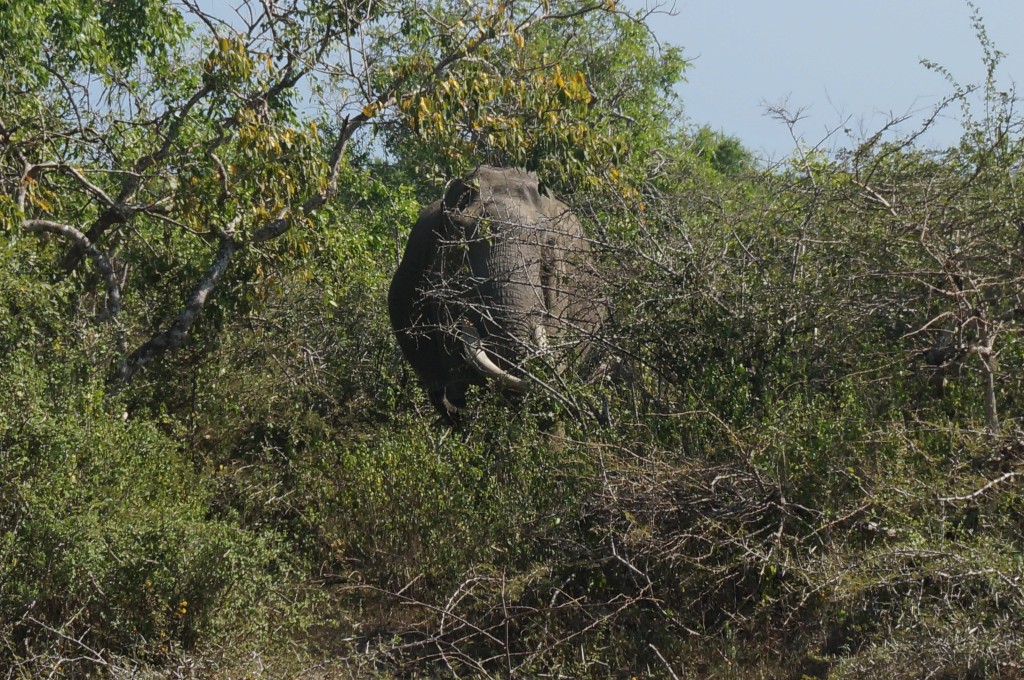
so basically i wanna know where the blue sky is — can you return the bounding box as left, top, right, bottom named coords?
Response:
left=636, top=1, right=1024, bottom=159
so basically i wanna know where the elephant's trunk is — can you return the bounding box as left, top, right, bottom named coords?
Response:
left=466, top=220, right=547, bottom=365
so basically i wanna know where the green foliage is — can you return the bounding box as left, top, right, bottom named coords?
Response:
left=0, top=0, right=187, bottom=87
left=0, top=305, right=304, bottom=674
left=376, top=1, right=687, bottom=190
left=692, top=125, right=756, bottom=176
left=316, top=412, right=596, bottom=585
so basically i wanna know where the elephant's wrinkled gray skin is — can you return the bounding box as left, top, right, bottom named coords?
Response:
left=388, top=166, right=603, bottom=422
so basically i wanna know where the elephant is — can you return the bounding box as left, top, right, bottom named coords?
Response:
left=388, top=165, right=604, bottom=421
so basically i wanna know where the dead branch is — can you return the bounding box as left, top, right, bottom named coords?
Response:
left=938, top=471, right=1019, bottom=504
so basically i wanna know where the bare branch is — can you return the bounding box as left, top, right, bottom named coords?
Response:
left=23, top=219, right=122, bottom=319
left=61, top=82, right=217, bottom=271
left=58, top=164, right=116, bottom=207
left=116, top=223, right=239, bottom=384
left=938, top=471, right=1020, bottom=503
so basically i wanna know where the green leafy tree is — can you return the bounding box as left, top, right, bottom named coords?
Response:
left=374, top=2, right=687, bottom=190
left=2, top=0, right=662, bottom=391
left=691, top=125, right=755, bottom=176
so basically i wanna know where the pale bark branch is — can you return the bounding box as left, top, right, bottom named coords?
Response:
left=116, top=228, right=238, bottom=384
left=116, top=87, right=354, bottom=382
left=23, top=219, right=122, bottom=319
left=938, top=471, right=1019, bottom=503
left=58, top=164, right=116, bottom=207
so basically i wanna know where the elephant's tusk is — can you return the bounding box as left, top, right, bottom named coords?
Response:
left=533, top=324, right=549, bottom=351
left=457, top=326, right=528, bottom=392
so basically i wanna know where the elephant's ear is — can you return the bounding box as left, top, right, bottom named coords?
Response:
left=443, top=176, right=479, bottom=215
left=442, top=176, right=484, bottom=243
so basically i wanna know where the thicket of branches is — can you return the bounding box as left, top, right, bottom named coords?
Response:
left=2, top=1, right=1024, bottom=677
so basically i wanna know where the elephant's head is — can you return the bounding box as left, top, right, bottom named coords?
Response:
left=387, top=166, right=603, bottom=421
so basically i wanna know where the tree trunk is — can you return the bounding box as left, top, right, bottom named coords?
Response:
left=980, top=347, right=999, bottom=436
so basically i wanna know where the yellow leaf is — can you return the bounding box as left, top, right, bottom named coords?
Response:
left=572, top=71, right=587, bottom=95
left=362, top=102, right=378, bottom=118
left=30, top=193, right=51, bottom=212
left=512, top=32, right=524, bottom=49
